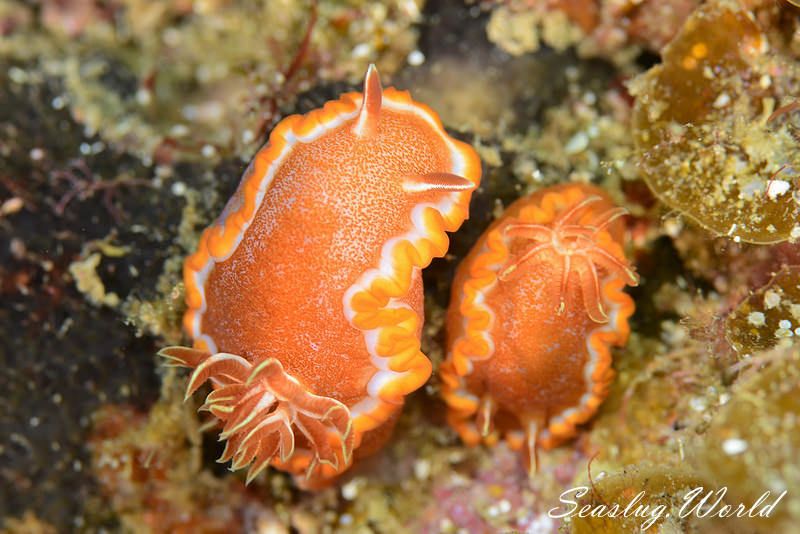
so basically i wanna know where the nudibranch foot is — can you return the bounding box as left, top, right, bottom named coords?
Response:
left=159, top=347, right=354, bottom=484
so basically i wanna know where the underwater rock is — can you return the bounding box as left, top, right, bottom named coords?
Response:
left=1, top=0, right=424, bottom=163
left=88, top=389, right=284, bottom=533
left=687, top=345, right=800, bottom=533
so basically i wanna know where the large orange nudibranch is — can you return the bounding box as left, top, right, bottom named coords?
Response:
left=440, top=183, right=638, bottom=471
left=161, top=66, right=481, bottom=486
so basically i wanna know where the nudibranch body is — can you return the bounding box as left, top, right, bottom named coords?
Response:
left=440, top=183, right=638, bottom=470
left=161, top=66, right=481, bottom=486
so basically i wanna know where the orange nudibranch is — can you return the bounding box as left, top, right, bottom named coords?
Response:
left=439, top=183, right=638, bottom=471
left=161, top=65, right=481, bottom=486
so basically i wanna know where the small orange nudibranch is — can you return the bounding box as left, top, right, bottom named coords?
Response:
left=439, top=183, right=638, bottom=471
left=161, top=65, right=481, bottom=486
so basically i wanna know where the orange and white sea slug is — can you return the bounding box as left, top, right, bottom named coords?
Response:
left=439, top=183, right=638, bottom=470
left=160, top=66, right=481, bottom=486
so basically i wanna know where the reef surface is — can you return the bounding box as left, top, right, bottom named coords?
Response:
left=1, top=0, right=798, bottom=533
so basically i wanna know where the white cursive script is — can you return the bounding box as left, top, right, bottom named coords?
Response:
left=548, top=486, right=667, bottom=530
left=548, top=485, right=786, bottom=531
left=679, top=486, right=786, bottom=520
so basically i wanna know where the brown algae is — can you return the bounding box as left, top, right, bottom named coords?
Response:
left=630, top=0, right=800, bottom=244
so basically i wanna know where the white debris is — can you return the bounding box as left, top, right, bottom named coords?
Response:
left=407, top=50, right=425, bottom=66
left=764, top=290, right=781, bottom=309
left=352, top=43, right=371, bottom=58
left=722, top=438, right=748, bottom=455
left=747, top=311, right=766, bottom=327
left=201, top=144, right=217, bottom=158
left=564, top=132, right=589, bottom=154
left=712, top=92, right=731, bottom=108
left=766, top=179, right=791, bottom=200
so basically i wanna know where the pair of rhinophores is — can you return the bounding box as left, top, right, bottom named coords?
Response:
left=160, top=65, right=639, bottom=488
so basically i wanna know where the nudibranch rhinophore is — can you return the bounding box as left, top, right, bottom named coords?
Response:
left=439, top=183, right=638, bottom=471
left=160, top=65, right=481, bottom=486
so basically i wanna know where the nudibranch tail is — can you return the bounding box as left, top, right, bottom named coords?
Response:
left=353, top=63, right=382, bottom=138
left=159, top=347, right=354, bottom=484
